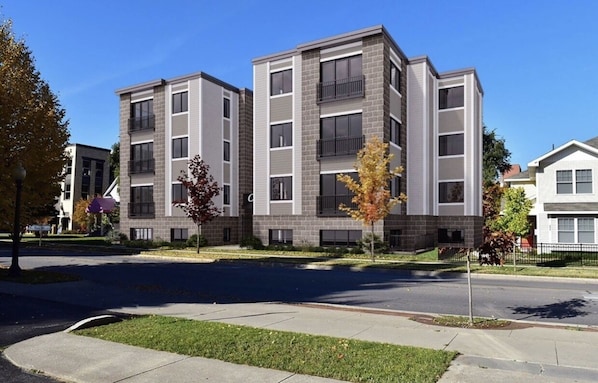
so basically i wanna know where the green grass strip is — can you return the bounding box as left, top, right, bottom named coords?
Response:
left=76, top=315, right=456, bottom=383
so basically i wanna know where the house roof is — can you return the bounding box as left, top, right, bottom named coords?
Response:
left=528, top=136, right=598, bottom=168
left=504, top=169, right=530, bottom=181
left=86, top=197, right=116, bottom=214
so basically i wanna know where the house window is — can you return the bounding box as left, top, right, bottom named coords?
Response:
left=223, top=184, right=230, bottom=205
left=439, top=182, right=464, bottom=203
left=130, top=99, right=154, bottom=131
left=271, top=123, right=293, bottom=148
left=438, top=228, right=464, bottom=243
left=319, top=55, right=363, bottom=102
left=172, top=137, right=188, bottom=158
left=439, top=86, right=464, bottom=109
left=576, top=169, right=592, bottom=193
left=271, top=69, right=292, bottom=95
left=556, top=170, right=573, bottom=194
left=223, top=141, right=230, bottom=161
left=172, top=92, right=188, bottom=114
left=130, top=228, right=153, bottom=240
left=557, top=218, right=575, bottom=243
left=269, top=229, right=293, bottom=245
left=223, top=228, right=231, bottom=242
left=390, top=118, right=401, bottom=146
left=94, top=161, right=104, bottom=195
left=390, top=61, right=400, bottom=91
left=320, top=230, right=361, bottom=247
left=271, top=176, right=292, bottom=200
left=172, top=183, right=187, bottom=203
left=170, top=228, right=188, bottom=242
left=131, top=142, right=154, bottom=173
left=578, top=218, right=595, bottom=243
left=64, top=184, right=71, bottom=200
left=439, top=134, right=464, bottom=156
left=223, top=98, right=230, bottom=118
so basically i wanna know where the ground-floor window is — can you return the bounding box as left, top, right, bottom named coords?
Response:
left=131, top=228, right=152, bottom=241
left=438, top=228, right=464, bottom=244
left=269, top=229, right=293, bottom=245
left=558, top=217, right=595, bottom=243
left=320, top=230, right=361, bottom=247
left=170, top=228, right=188, bottom=242
left=387, top=230, right=402, bottom=248
left=223, top=228, right=231, bottom=242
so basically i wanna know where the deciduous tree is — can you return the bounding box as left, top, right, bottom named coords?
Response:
left=173, top=155, right=221, bottom=253
left=337, top=136, right=407, bottom=261
left=483, top=126, right=511, bottom=186
left=0, top=18, right=70, bottom=230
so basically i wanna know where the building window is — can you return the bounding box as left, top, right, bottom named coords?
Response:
left=130, top=228, right=153, bottom=241
left=172, top=183, right=187, bottom=203
left=82, top=158, right=91, bottom=176
left=223, top=184, right=230, bottom=205
left=439, top=134, right=464, bottom=156
left=129, top=99, right=154, bottom=132
left=94, top=161, right=104, bottom=195
left=556, top=170, right=573, bottom=194
left=269, top=229, right=293, bottom=245
left=223, top=228, right=231, bottom=242
left=388, top=230, right=401, bottom=249
left=576, top=169, right=592, bottom=193
left=390, top=177, right=401, bottom=198
left=439, top=181, right=464, bottom=203
left=390, top=118, right=401, bottom=146
left=172, top=137, right=188, bottom=158
left=271, top=123, right=292, bottom=148
left=318, top=113, right=363, bottom=158
left=557, top=218, right=575, bottom=243
left=438, top=228, right=464, bottom=243
left=271, top=69, right=292, bottom=95
left=318, top=55, right=363, bottom=102
left=271, top=176, right=292, bottom=200
left=130, top=186, right=154, bottom=217
left=64, top=184, right=71, bottom=200
left=172, top=91, right=188, bottom=114
left=390, top=61, right=400, bottom=91
left=223, top=141, right=230, bottom=161
left=318, top=173, right=356, bottom=216
left=320, top=230, right=361, bottom=247
left=223, top=98, right=230, bottom=118
left=130, top=142, right=154, bottom=173
left=439, top=86, right=464, bottom=109
left=65, top=159, right=72, bottom=175
left=578, top=218, right=595, bottom=243
left=170, top=228, right=188, bottom=242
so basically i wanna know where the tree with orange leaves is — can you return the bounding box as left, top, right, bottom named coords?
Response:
left=337, top=136, right=407, bottom=261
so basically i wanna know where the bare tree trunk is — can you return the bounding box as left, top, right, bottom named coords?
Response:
left=196, top=224, right=201, bottom=254
left=467, top=250, right=474, bottom=326
left=370, top=223, right=375, bottom=262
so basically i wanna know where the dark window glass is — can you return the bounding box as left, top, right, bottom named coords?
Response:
left=172, top=92, right=188, bottom=113
left=170, top=228, right=188, bottom=242
left=271, top=176, right=292, bottom=200
left=270, top=69, right=292, bottom=95
left=439, top=86, right=464, bottom=109
left=131, top=99, right=153, bottom=118
left=439, top=182, right=464, bottom=203
left=223, top=98, right=230, bottom=118
left=390, top=118, right=401, bottom=145
left=320, top=230, right=362, bottom=246
left=269, top=229, right=293, bottom=245
left=320, top=173, right=356, bottom=196
left=223, top=228, right=231, bottom=242
left=438, top=228, right=464, bottom=243
left=320, top=113, right=362, bottom=139
left=172, top=137, right=188, bottom=158
left=390, top=61, right=400, bottom=91
left=223, top=185, right=230, bottom=205
left=94, top=160, right=104, bottom=195
left=224, top=141, right=230, bottom=161
left=271, top=123, right=293, bottom=148
left=439, top=134, right=464, bottom=156
left=320, top=55, right=362, bottom=82
left=172, top=183, right=187, bottom=203
left=64, top=184, right=71, bottom=200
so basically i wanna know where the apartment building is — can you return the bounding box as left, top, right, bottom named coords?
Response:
left=57, top=143, right=111, bottom=232
left=252, top=25, right=483, bottom=250
left=116, top=72, right=253, bottom=245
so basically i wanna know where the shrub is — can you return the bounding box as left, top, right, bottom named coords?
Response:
left=357, top=233, right=389, bottom=254
left=186, top=234, right=208, bottom=248
left=240, top=235, right=264, bottom=250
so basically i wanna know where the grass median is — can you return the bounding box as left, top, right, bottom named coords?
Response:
left=76, top=315, right=456, bottom=383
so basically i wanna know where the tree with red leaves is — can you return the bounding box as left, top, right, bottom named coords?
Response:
left=173, top=155, right=221, bottom=253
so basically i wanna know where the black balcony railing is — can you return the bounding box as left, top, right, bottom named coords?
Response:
left=128, top=202, right=155, bottom=218
left=317, top=195, right=356, bottom=216
left=128, top=115, right=155, bottom=133
left=317, top=135, right=364, bottom=159
left=317, top=75, right=365, bottom=103
left=129, top=159, right=155, bottom=174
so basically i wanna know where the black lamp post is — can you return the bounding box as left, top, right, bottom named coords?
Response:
left=8, top=163, right=26, bottom=277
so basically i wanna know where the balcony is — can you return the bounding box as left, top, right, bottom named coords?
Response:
left=128, top=115, right=155, bottom=133
left=317, top=195, right=356, bottom=217
left=128, top=202, right=155, bottom=218
left=317, top=135, right=364, bottom=159
left=129, top=159, right=155, bottom=174
left=317, top=75, right=364, bottom=103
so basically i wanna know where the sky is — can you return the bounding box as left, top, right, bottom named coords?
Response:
left=1, top=0, right=597, bottom=169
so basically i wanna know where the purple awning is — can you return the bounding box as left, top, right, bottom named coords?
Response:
left=86, top=197, right=116, bottom=213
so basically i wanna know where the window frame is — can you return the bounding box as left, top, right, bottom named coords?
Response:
left=223, top=141, right=230, bottom=162
left=270, top=122, right=293, bottom=148
left=576, top=169, right=593, bottom=194
left=319, top=230, right=362, bottom=247
left=439, top=86, right=464, bottom=109
left=172, top=91, right=188, bottom=114
left=269, top=229, right=293, bottom=245
left=170, top=228, right=188, bottom=242
left=172, top=183, right=187, bottom=204
left=439, top=133, right=465, bottom=156
left=270, top=69, right=292, bottom=96
left=223, top=184, right=230, bottom=205
left=439, top=181, right=464, bottom=203
left=172, top=137, right=189, bottom=159
left=271, top=176, right=292, bottom=201
left=390, top=60, right=400, bottom=92
left=223, top=98, right=230, bottom=119
left=390, top=117, right=401, bottom=146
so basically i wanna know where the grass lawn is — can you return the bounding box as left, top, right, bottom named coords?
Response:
left=76, top=315, right=456, bottom=383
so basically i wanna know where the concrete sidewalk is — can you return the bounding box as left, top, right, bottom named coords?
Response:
left=4, top=295, right=598, bottom=383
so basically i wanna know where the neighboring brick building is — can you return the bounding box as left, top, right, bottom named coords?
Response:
left=252, top=25, right=484, bottom=250
left=57, top=143, right=111, bottom=232
left=116, top=72, right=253, bottom=245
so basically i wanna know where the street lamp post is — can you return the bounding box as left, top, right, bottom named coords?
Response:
left=8, top=163, right=26, bottom=277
